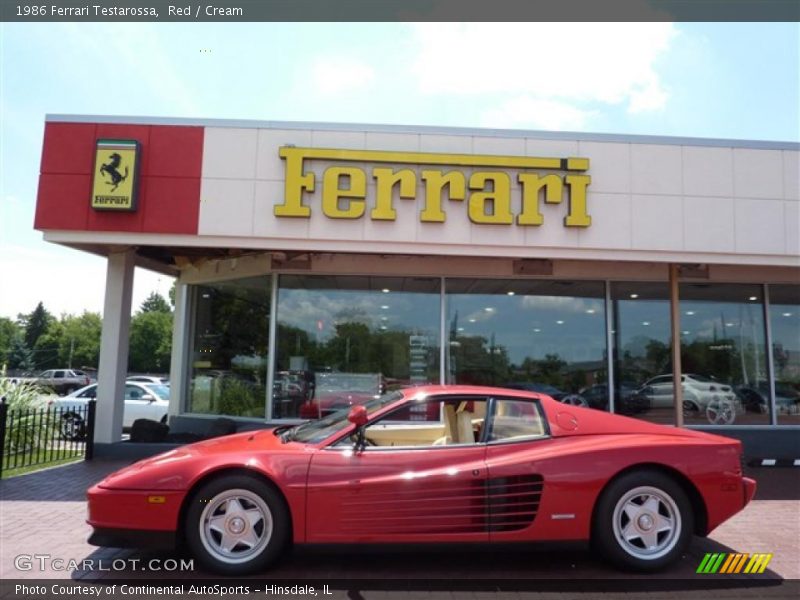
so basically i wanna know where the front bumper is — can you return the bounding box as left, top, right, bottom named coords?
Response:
left=87, top=483, right=184, bottom=536
left=88, top=527, right=176, bottom=549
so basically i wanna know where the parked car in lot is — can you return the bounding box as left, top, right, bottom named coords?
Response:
left=501, top=382, right=589, bottom=407
left=127, top=375, right=170, bottom=386
left=86, top=384, right=755, bottom=575
left=49, top=381, right=170, bottom=439
left=35, top=369, right=91, bottom=395
left=736, top=381, right=800, bottom=415
left=578, top=383, right=649, bottom=414
left=633, top=373, right=742, bottom=424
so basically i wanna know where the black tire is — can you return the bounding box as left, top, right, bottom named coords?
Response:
left=592, top=470, right=693, bottom=571
left=60, top=413, right=86, bottom=441
left=185, top=474, right=290, bottom=575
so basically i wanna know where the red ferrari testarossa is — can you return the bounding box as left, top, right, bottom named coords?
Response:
left=87, top=385, right=755, bottom=574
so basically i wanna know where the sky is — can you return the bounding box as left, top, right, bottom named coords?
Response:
left=0, top=21, right=798, bottom=320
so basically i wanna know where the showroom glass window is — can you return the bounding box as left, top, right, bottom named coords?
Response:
left=768, top=284, right=800, bottom=425
left=445, top=279, right=607, bottom=409
left=274, top=275, right=441, bottom=419
left=679, top=283, right=769, bottom=426
left=610, top=282, right=672, bottom=423
left=187, top=276, right=270, bottom=417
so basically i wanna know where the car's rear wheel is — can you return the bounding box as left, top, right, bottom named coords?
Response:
left=593, top=470, right=693, bottom=571
left=60, top=413, right=86, bottom=441
left=185, top=475, right=290, bottom=575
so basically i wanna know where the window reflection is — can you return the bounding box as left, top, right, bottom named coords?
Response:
left=187, top=276, right=270, bottom=417
left=769, top=284, right=800, bottom=425
left=680, top=283, right=768, bottom=425
left=274, top=275, right=441, bottom=419
left=446, top=279, right=607, bottom=409
left=611, top=283, right=672, bottom=422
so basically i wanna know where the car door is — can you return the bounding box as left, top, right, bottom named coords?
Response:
left=305, top=395, right=490, bottom=543
left=482, top=396, right=555, bottom=542
left=122, top=384, right=152, bottom=428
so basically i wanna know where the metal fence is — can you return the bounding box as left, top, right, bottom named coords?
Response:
left=0, top=397, right=95, bottom=477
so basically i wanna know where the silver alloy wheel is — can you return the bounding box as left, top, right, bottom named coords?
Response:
left=561, top=395, right=588, bottom=407
left=706, top=396, right=736, bottom=425
left=199, top=488, right=273, bottom=565
left=612, top=485, right=681, bottom=560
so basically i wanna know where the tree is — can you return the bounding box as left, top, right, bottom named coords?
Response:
left=0, top=317, right=21, bottom=366
left=32, top=320, right=64, bottom=370
left=129, top=311, right=172, bottom=372
left=140, top=291, right=171, bottom=314
left=8, top=336, right=35, bottom=372
left=59, top=312, right=102, bottom=368
left=21, top=302, right=54, bottom=349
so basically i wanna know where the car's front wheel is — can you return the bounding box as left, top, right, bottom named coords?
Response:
left=185, top=475, right=290, bottom=575
left=593, top=470, right=693, bottom=571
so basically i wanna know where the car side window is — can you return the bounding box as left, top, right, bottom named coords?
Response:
left=487, top=399, right=547, bottom=442
left=125, top=385, right=142, bottom=400
left=343, top=397, right=488, bottom=448
left=54, top=371, right=64, bottom=379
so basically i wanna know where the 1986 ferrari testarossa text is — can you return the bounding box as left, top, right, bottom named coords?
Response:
left=87, top=385, right=755, bottom=574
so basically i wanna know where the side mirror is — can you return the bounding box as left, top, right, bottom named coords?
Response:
left=347, top=405, right=368, bottom=427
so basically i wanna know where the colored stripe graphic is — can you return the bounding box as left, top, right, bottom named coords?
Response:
left=698, top=552, right=773, bottom=574
left=744, top=553, right=773, bottom=574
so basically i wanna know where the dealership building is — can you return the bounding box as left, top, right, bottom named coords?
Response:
left=34, top=115, right=799, bottom=457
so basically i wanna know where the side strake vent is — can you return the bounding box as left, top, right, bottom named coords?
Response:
left=486, top=474, right=544, bottom=532
left=339, top=474, right=543, bottom=535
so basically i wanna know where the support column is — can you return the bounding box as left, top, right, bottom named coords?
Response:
left=95, top=249, right=135, bottom=444
left=669, top=264, right=684, bottom=428
left=168, top=282, right=188, bottom=418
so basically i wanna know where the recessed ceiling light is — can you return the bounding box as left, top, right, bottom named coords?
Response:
left=630, top=294, right=639, bottom=299
left=381, top=288, right=390, bottom=293
left=586, top=309, right=596, bottom=314
left=686, top=311, right=695, bottom=316
left=682, top=330, right=690, bottom=335
left=783, top=312, right=793, bottom=317
left=468, top=318, right=476, bottom=323
left=556, top=320, right=564, bottom=325
left=381, top=305, right=389, bottom=309
left=380, top=325, right=387, bottom=330
left=725, top=322, right=734, bottom=327
left=642, top=321, right=650, bottom=326
left=381, top=316, right=388, bottom=321
left=533, top=328, right=541, bottom=333
left=507, top=291, right=515, bottom=296
left=484, top=307, right=495, bottom=313
left=749, top=296, right=758, bottom=301
left=457, top=327, right=464, bottom=332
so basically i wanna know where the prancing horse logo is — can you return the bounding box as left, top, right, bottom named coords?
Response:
left=99, top=152, right=129, bottom=191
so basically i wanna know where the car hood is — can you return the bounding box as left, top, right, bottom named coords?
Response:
left=98, top=428, right=304, bottom=491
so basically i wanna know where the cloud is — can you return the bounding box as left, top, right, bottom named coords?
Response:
left=311, top=57, right=375, bottom=95
left=481, top=96, right=598, bottom=130
left=409, top=23, right=676, bottom=117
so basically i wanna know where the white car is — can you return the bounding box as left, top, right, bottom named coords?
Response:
left=49, top=381, right=170, bottom=439
left=636, top=373, right=743, bottom=424
left=126, top=375, right=169, bottom=386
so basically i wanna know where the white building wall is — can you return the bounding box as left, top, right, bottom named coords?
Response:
left=197, top=126, right=799, bottom=267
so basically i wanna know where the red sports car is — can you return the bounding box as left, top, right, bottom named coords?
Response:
left=87, top=385, right=755, bottom=575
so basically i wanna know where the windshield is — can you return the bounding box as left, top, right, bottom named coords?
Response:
left=316, top=372, right=381, bottom=394
left=288, top=390, right=403, bottom=444
left=143, top=384, right=170, bottom=399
